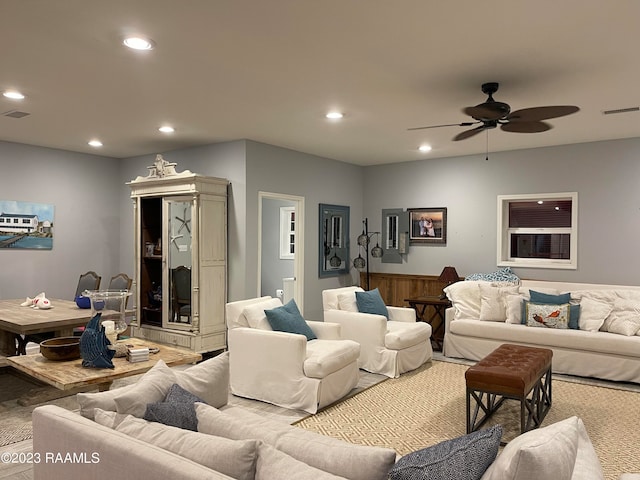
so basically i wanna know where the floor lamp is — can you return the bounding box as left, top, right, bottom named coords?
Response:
left=353, top=218, right=383, bottom=290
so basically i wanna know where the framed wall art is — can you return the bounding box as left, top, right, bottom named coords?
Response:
left=408, top=207, right=447, bottom=245
left=0, top=200, right=54, bottom=250
left=318, top=203, right=350, bottom=277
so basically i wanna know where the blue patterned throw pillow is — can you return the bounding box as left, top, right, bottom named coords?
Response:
left=465, top=267, right=520, bottom=284
left=79, top=313, right=115, bottom=369
left=144, top=383, right=207, bottom=431
left=388, top=425, right=502, bottom=480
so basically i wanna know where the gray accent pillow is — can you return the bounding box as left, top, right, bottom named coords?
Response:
left=144, top=383, right=206, bottom=431
left=388, top=425, right=502, bottom=480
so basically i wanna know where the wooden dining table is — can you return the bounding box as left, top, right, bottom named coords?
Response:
left=0, top=298, right=95, bottom=358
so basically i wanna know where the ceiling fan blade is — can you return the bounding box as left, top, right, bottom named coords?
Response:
left=453, top=125, right=487, bottom=141
left=507, top=105, right=579, bottom=122
left=500, top=121, right=551, bottom=133
left=463, top=105, right=508, bottom=121
left=407, top=121, right=477, bottom=131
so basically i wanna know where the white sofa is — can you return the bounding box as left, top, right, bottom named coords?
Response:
left=443, top=279, right=640, bottom=384
left=226, top=296, right=361, bottom=413
left=322, top=286, right=432, bottom=378
left=33, top=353, right=396, bottom=480
left=31, top=350, right=632, bottom=480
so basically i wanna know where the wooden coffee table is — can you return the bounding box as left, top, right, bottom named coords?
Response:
left=6, top=338, right=201, bottom=406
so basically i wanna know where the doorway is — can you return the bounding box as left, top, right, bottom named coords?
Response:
left=257, top=192, right=305, bottom=313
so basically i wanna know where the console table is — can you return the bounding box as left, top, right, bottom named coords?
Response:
left=405, top=295, right=451, bottom=351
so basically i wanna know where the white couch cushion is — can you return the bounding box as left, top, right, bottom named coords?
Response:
left=385, top=321, right=431, bottom=350
left=304, top=339, right=360, bottom=378
left=505, top=294, right=526, bottom=324
left=116, top=414, right=258, bottom=480
left=323, top=286, right=363, bottom=311
left=196, top=403, right=397, bottom=480
left=256, top=442, right=348, bottom=480
left=479, top=283, right=520, bottom=322
left=579, top=297, right=613, bottom=332
left=81, top=353, right=229, bottom=419
left=243, top=298, right=282, bottom=330
left=603, top=299, right=640, bottom=336
left=337, top=292, right=359, bottom=312
left=481, top=416, right=582, bottom=480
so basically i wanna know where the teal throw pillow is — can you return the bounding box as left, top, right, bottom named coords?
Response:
left=265, top=299, right=317, bottom=341
left=528, top=290, right=580, bottom=329
left=355, top=288, right=389, bottom=319
left=389, top=425, right=502, bottom=480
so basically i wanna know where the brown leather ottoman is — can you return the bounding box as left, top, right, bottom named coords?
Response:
left=465, top=344, right=552, bottom=437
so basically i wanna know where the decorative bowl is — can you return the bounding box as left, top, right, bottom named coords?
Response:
left=40, top=336, right=81, bottom=361
left=75, top=295, right=91, bottom=309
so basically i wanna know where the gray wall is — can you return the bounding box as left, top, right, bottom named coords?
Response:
left=0, top=141, right=122, bottom=300
left=245, top=141, right=364, bottom=320
left=3, top=135, right=638, bottom=315
left=362, top=137, right=640, bottom=286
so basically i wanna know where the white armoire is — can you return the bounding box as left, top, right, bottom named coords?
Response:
left=127, top=156, right=228, bottom=353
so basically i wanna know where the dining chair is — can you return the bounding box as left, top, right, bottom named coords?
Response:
left=107, top=273, right=133, bottom=307
left=172, top=266, right=191, bottom=322
left=75, top=271, right=101, bottom=298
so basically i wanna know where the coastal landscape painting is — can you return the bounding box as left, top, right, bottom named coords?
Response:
left=0, top=200, right=54, bottom=250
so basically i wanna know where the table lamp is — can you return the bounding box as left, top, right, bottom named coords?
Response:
left=438, top=266, right=460, bottom=300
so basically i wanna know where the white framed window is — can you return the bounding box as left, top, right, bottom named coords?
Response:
left=279, top=206, right=295, bottom=259
left=497, top=192, right=577, bottom=270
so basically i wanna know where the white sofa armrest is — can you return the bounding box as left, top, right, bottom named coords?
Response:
left=229, top=327, right=307, bottom=377
left=387, top=306, right=416, bottom=322
left=228, top=327, right=321, bottom=411
left=324, top=310, right=387, bottom=346
left=32, top=405, right=228, bottom=480
left=445, top=307, right=455, bottom=334
left=308, top=320, right=341, bottom=340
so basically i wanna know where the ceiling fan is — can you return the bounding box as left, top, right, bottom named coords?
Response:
left=409, top=82, right=579, bottom=141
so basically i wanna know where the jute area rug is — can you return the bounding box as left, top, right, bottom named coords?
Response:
left=295, top=360, right=640, bottom=480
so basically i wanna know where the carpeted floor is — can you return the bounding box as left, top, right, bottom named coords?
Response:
left=295, top=360, right=640, bottom=480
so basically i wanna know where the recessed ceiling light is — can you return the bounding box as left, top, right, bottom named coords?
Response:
left=326, top=111, right=344, bottom=120
left=3, top=90, right=25, bottom=100
left=418, top=144, right=432, bottom=153
left=123, top=36, right=155, bottom=51
left=88, top=139, right=103, bottom=147
left=158, top=125, right=175, bottom=133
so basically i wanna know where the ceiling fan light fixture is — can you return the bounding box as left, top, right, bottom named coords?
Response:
left=418, top=144, right=432, bottom=152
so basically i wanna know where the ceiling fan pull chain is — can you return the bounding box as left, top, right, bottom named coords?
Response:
left=485, top=130, right=489, bottom=161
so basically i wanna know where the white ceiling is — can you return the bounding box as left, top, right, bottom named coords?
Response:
left=1, top=1, right=639, bottom=166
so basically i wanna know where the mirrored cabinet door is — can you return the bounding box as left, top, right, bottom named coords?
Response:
left=165, top=197, right=193, bottom=330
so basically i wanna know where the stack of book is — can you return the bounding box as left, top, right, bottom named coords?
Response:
left=127, top=346, right=150, bottom=363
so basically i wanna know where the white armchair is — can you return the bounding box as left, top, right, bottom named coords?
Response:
left=322, top=286, right=432, bottom=378
left=226, top=296, right=360, bottom=414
